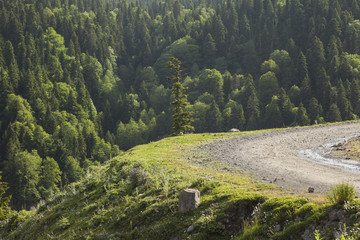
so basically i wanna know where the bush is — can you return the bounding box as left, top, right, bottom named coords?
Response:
left=327, top=183, right=355, bottom=205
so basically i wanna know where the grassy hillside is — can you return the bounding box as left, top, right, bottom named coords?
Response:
left=1, top=129, right=360, bottom=239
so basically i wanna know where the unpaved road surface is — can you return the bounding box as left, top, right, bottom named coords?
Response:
left=204, top=122, right=360, bottom=193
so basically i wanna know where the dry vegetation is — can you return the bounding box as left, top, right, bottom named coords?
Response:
left=332, top=137, right=360, bottom=160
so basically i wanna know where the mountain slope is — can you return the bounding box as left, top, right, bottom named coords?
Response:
left=1, top=132, right=269, bottom=239
left=3, top=127, right=360, bottom=239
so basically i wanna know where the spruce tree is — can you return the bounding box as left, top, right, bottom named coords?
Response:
left=264, top=96, right=283, bottom=128
left=206, top=100, right=223, bottom=132
left=327, top=103, right=342, bottom=122
left=167, top=57, right=194, bottom=135
left=308, top=97, right=323, bottom=123
left=296, top=103, right=310, bottom=126
left=0, top=173, right=11, bottom=220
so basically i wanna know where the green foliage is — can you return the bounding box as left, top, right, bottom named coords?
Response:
left=43, top=27, right=67, bottom=55
left=223, top=99, right=246, bottom=130
left=261, top=59, right=280, bottom=74
left=238, top=222, right=266, bottom=240
left=258, top=71, right=280, bottom=104
left=0, top=132, right=270, bottom=239
left=206, top=100, right=223, bottom=132
left=327, top=183, right=356, bottom=205
left=4, top=150, right=42, bottom=209
left=198, top=69, right=224, bottom=106
left=296, top=103, right=311, bottom=126
left=314, top=230, right=323, bottom=240
left=39, top=157, right=61, bottom=199
left=4, top=0, right=360, bottom=211
left=168, top=57, right=194, bottom=135
left=0, top=173, right=11, bottom=221
left=116, top=119, right=148, bottom=150
left=155, top=37, right=200, bottom=83
left=189, top=101, right=210, bottom=132
left=327, top=103, right=342, bottom=122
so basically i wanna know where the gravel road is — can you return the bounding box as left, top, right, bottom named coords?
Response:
left=203, top=122, right=360, bottom=193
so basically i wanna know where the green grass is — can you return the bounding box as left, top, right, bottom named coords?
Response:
left=327, top=183, right=356, bottom=205
left=2, top=124, right=360, bottom=239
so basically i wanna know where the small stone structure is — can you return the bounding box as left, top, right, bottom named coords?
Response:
left=179, top=189, right=200, bottom=213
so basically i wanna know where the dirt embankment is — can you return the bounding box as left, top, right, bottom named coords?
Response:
left=202, top=122, right=360, bottom=194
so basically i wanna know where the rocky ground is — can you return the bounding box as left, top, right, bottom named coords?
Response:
left=329, top=136, right=360, bottom=160
left=201, top=122, right=360, bottom=194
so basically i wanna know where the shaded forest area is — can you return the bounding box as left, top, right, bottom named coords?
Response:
left=1, top=0, right=360, bottom=209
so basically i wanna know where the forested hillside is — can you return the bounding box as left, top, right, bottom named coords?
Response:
left=1, top=0, right=360, bottom=209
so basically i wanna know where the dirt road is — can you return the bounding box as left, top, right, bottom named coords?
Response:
left=205, top=122, right=360, bottom=193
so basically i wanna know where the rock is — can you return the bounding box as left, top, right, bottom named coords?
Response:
left=97, top=234, right=106, bottom=239
left=333, top=231, right=341, bottom=239
left=308, top=187, right=315, bottom=193
left=187, top=225, right=195, bottom=233
left=275, top=224, right=281, bottom=232
left=179, top=189, right=200, bottom=213
left=329, top=210, right=337, bottom=221
left=329, top=209, right=345, bottom=222
left=332, top=143, right=343, bottom=148
left=302, top=225, right=315, bottom=240
left=228, top=128, right=240, bottom=132
left=337, top=209, right=345, bottom=220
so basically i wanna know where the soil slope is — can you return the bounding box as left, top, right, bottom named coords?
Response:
left=204, top=122, right=360, bottom=194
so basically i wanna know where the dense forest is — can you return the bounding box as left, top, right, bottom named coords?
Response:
left=1, top=0, right=360, bottom=209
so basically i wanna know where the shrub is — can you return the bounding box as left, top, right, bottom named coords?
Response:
left=327, top=183, right=355, bottom=205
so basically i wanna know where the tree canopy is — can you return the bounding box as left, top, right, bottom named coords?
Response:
left=1, top=0, right=360, bottom=209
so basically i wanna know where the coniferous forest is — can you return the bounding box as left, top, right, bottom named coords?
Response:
left=1, top=0, right=360, bottom=210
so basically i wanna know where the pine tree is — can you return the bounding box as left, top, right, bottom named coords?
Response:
left=327, top=103, right=342, bottom=122
left=167, top=57, right=194, bottom=135
left=295, top=103, right=310, bottom=126
left=278, top=88, right=295, bottom=125
left=239, top=14, right=251, bottom=42
left=223, top=100, right=245, bottom=130
left=202, top=33, right=217, bottom=67
left=297, top=51, right=309, bottom=87
left=206, top=100, right=223, bottom=132
left=308, top=97, right=323, bottom=124
left=264, top=96, right=283, bottom=128
left=350, top=80, right=360, bottom=116
left=0, top=173, right=11, bottom=221
left=337, top=80, right=353, bottom=120
left=39, top=157, right=62, bottom=199
left=214, top=16, right=226, bottom=53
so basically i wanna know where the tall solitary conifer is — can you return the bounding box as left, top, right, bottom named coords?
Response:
left=167, top=57, right=194, bottom=135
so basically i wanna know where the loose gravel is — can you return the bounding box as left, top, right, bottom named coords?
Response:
left=201, top=122, right=360, bottom=194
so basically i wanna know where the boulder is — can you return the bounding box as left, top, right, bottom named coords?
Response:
left=187, top=225, right=195, bottom=233
left=179, top=189, right=200, bottom=213
left=228, top=128, right=240, bottom=132
left=308, top=187, right=315, bottom=193
left=329, top=209, right=345, bottom=222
